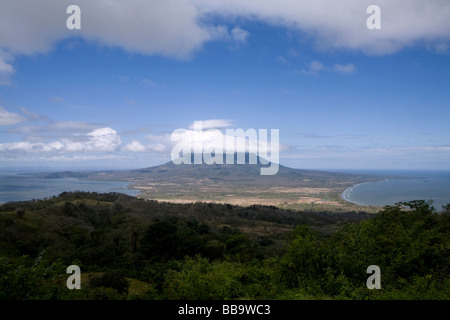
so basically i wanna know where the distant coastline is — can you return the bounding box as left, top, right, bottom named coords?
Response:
left=341, top=185, right=361, bottom=205
left=341, top=182, right=372, bottom=206
left=0, top=173, right=139, bottom=204
left=340, top=171, right=450, bottom=210
left=341, top=179, right=390, bottom=206
left=2, top=169, right=449, bottom=211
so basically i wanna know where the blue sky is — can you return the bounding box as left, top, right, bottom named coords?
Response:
left=0, top=0, right=449, bottom=171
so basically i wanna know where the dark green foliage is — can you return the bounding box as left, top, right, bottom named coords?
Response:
left=89, top=271, right=130, bottom=295
left=278, top=225, right=324, bottom=291
left=141, top=219, right=179, bottom=260
left=277, top=200, right=449, bottom=299
left=140, top=218, right=248, bottom=261
left=0, top=192, right=448, bottom=300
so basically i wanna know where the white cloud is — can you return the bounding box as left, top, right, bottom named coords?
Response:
left=195, top=0, right=450, bottom=55
left=231, top=27, right=249, bottom=43
left=19, top=107, right=47, bottom=121
left=171, top=124, right=282, bottom=156
left=0, top=153, right=127, bottom=164
left=0, top=58, right=14, bottom=74
left=0, top=141, right=64, bottom=153
left=0, top=0, right=448, bottom=68
left=301, top=61, right=356, bottom=75
left=123, top=139, right=168, bottom=153
left=144, top=134, right=169, bottom=141
left=188, top=119, right=234, bottom=130
left=0, top=50, right=15, bottom=85
left=50, top=121, right=102, bottom=131
left=207, top=25, right=250, bottom=48
left=333, top=63, right=356, bottom=74
left=0, top=106, right=27, bottom=126
left=123, top=140, right=147, bottom=152
left=301, top=60, right=326, bottom=75
left=121, top=120, right=287, bottom=159
left=78, top=127, right=121, bottom=152
left=149, top=143, right=168, bottom=152
left=432, top=43, right=450, bottom=54
left=0, top=127, right=121, bottom=153
left=141, top=78, right=158, bottom=87
left=7, top=120, right=106, bottom=142
left=0, top=0, right=214, bottom=59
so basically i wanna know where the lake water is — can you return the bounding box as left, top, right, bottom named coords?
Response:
left=2, top=170, right=450, bottom=211
left=0, top=172, right=139, bottom=204
left=341, top=170, right=450, bottom=211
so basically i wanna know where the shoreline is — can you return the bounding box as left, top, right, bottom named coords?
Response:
left=340, top=179, right=391, bottom=206
left=341, top=182, right=371, bottom=206
left=340, top=174, right=450, bottom=211
left=0, top=173, right=140, bottom=204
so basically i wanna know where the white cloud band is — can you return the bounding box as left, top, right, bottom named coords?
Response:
left=0, top=127, right=121, bottom=153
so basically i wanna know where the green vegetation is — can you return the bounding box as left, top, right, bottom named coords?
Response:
left=45, top=159, right=390, bottom=211
left=0, top=192, right=448, bottom=300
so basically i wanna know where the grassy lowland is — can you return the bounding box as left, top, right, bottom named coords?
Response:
left=0, top=192, right=448, bottom=300
left=40, top=154, right=393, bottom=211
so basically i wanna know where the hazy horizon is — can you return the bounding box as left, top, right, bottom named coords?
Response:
left=2, top=161, right=450, bottom=174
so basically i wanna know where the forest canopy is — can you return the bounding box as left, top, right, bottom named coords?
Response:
left=0, top=192, right=448, bottom=300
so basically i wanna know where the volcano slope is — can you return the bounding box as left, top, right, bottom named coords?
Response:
left=47, top=154, right=387, bottom=212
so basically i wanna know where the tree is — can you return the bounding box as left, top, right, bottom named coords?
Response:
left=89, top=271, right=130, bottom=295
left=140, top=219, right=179, bottom=260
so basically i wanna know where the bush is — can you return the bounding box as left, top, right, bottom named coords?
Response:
left=89, top=271, right=130, bottom=295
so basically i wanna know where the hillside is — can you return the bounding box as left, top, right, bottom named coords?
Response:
left=53, top=153, right=382, bottom=186
left=41, top=154, right=388, bottom=211
left=0, top=192, right=448, bottom=300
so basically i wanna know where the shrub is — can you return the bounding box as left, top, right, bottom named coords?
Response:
left=89, top=271, right=130, bottom=295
